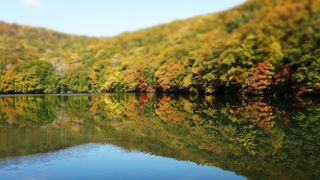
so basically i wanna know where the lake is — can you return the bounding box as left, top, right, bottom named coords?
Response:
left=0, top=94, right=319, bottom=180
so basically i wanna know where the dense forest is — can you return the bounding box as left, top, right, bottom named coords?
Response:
left=0, top=0, right=319, bottom=95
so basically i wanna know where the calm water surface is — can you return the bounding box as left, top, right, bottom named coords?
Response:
left=0, top=94, right=319, bottom=180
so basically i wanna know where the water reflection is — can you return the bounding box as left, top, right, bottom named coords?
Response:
left=0, top=94, right=319, bottom=180
left=0, top=143, right=245, bottom=180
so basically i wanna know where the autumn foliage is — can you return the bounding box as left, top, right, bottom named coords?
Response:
left=0, top=0, right=319, bottom=96
left=242, top=61, right=273, bottom=95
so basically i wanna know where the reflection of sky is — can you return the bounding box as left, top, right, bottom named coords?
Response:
left=0, top=143, right=245, bottom=180
left=0, top=0, right=246, bottom=36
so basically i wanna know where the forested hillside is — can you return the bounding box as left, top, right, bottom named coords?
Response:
left=0, top=0, right=319, bottom=95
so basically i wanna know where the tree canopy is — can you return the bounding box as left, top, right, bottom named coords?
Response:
left=0, top=0, right=319, bottom=95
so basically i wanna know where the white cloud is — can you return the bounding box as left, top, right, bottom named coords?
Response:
left=21, top=0, right=42, bottom=7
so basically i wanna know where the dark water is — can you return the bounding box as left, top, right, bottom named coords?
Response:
left=0, top=94, right=319, bottom=180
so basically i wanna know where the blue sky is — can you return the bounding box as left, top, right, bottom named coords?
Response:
left=0, top=0, right=246, bottom=37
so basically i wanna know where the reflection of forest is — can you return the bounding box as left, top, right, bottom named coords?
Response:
left=0, top=94, right=319, bottom=180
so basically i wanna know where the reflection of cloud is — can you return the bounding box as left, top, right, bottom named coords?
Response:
left=28, top=177, right=46, bottom=180
left=0, top=144, right=108, bottom=170
left=21, top=0, right=42, bottom=7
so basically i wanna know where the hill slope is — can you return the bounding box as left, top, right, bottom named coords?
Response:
left=0, top=0, right=319, bottom=95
